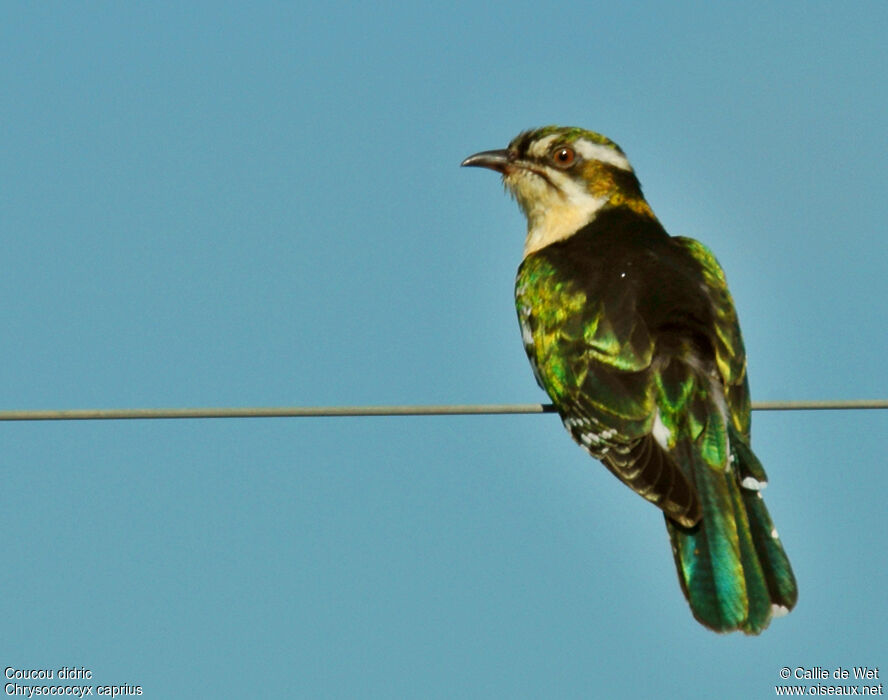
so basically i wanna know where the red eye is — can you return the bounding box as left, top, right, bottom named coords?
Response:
left=552, top=146, right=576, bottom=168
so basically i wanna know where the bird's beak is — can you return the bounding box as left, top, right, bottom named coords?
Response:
left=461, top=149, right=511, bottom=173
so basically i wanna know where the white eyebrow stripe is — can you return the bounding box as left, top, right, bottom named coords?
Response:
left=527, top=134, right=560, bottom=157
left=573, top=140, right=633, bottom=171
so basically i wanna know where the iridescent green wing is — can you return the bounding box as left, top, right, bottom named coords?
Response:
left=516, top=252, right=699, bottom=526
left=673, top=237, right=751, bottom=438
left=516, top=252, right=655, bottom=429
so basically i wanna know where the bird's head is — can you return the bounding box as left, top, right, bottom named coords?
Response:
left=462, top=126, right=655, bottom=255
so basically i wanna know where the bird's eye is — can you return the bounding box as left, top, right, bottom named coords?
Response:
left=551, top=146, right=576, bottom=168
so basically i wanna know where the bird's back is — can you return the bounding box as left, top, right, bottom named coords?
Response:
left=515, top=207, right=796, bottom=633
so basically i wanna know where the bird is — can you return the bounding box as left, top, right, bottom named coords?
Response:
left=461, top=126, right=797, bottom=634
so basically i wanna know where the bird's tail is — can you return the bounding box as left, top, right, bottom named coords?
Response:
left=665, top=428, right=798, bottom=634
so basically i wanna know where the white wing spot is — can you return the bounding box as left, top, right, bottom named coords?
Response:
left=771, top=526, right=780, bottom=539
left=581, top=432, right=602, bottom=447
left=521, top=320, right=534, bottom=347
left=651, top=410, right=671, bottom=450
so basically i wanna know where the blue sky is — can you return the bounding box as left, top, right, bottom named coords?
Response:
left=2, top=2, right=886, bottom=697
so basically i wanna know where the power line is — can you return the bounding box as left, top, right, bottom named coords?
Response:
left=0, top=399, right=885, bottom=422
left=749, top=399, right=888, bottom=411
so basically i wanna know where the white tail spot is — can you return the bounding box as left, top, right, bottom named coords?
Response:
left=771, top=604, right=790, bottom=619
left=741, top=476, right=767, bottom=490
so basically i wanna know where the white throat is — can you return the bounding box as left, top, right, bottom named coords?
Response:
left=516, top=170, right=608, bottom=257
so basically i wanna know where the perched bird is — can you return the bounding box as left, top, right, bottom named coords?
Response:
left=462, top=126, right=797, bottom=634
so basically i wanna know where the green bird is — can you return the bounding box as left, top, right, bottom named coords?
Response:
left=462, top=126, right=797, bottom=634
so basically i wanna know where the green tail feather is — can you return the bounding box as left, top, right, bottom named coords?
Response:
left=741, top=488, right=799, bottom=613
left=666, top=430, right=798, bottom=634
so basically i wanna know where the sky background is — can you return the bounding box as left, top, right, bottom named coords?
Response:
left=2, top=2, right=886, bottom=698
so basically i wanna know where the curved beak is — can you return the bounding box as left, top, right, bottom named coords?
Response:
left=460, top=149, right=510, bottom=173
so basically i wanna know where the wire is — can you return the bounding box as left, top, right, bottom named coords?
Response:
left=749, top=399, right=888, bottom=411
left=0, top=399, right=885, bottom=422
